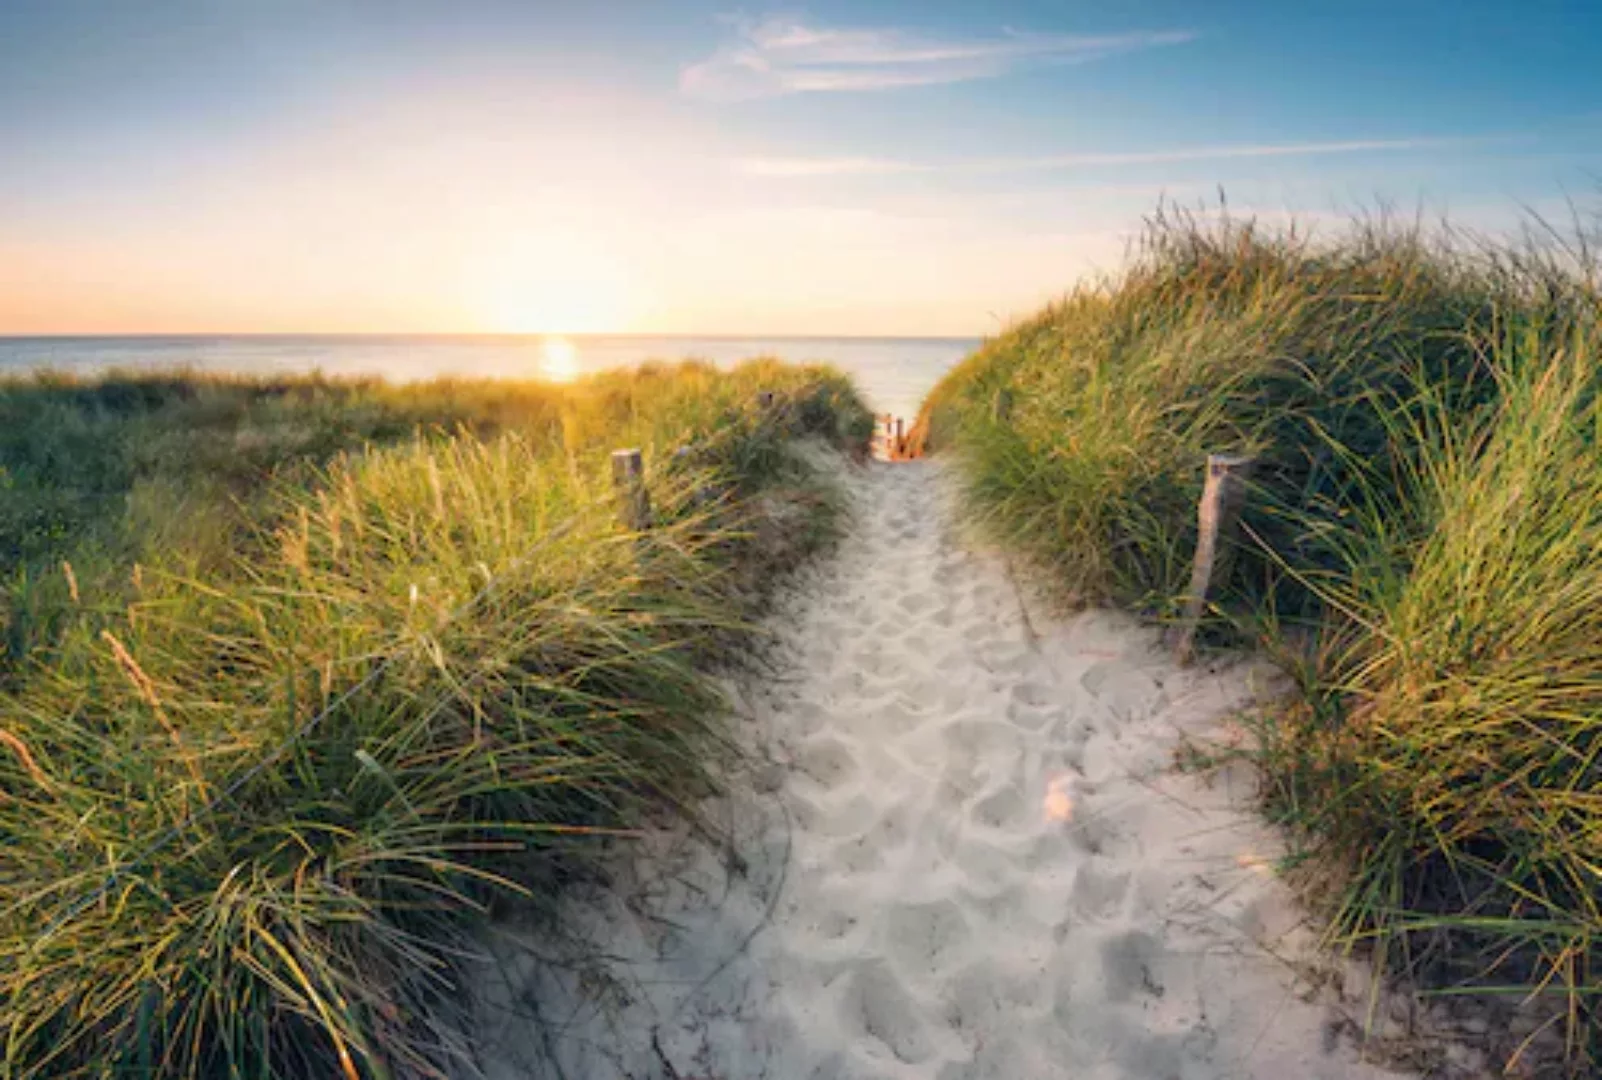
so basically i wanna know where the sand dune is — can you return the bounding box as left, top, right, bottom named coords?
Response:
left=473, top=458, right=1480, bottom=1079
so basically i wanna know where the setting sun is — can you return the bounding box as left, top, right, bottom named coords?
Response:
left=470, top=243, right=636, bottom=334
left=538, top=335, right=582, bottom=381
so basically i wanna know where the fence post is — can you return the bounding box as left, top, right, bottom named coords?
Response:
left=894, top=417, right=905, bottom=459
left=611, top=448, right=652, bottom=531
left=1174, top=453, right=1256, bottom=665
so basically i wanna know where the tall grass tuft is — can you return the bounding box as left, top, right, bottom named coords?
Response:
left=0, top=360, right=872, bottom=1078
left=915, top=204, right=1591, bottom=620
left=1263, top=320, right=1602, bottom=1066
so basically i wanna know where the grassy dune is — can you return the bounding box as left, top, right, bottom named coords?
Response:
left=917, top=207, right=1602, bottom=1068
left=0, top=360, right=872, bottom=1078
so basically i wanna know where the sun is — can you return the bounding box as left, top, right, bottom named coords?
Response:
left=484, top=278, right=624, bottom=334
left=538, top=335, right=581, bottom=381
left=470, top=244, right=635, bottom=335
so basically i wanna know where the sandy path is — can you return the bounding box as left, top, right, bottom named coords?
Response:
left=476, top=459, right=1434, bottom=1080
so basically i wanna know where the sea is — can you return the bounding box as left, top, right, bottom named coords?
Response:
left=0, top=335, right=980, bottom=423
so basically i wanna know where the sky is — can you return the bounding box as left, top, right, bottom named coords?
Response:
left=2, top=0, right=1600, bottom=336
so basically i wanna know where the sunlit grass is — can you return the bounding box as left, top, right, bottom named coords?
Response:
left=0, top=359, right=872, bottom=1077
left=1260, top=324, right=1602, bottom=1066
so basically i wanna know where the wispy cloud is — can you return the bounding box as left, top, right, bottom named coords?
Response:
left=682, top=16, right=1195, bottom=101
left=980, top=137, right=1483, bottom=170
left=735, top=136, right=1488, bottom=177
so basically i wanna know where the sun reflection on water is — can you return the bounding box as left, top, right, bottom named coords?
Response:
left=539, top=335, right=581, bottom=382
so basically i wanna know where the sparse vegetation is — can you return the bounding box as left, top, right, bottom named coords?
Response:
left=917, top=203, right=1602, bottom=1071
left=0, top=359, right=872, bottom=1078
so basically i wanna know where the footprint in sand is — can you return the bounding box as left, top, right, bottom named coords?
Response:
left=901, top=675, right=965, bottom=716
left=789, top=788, right=878, bottom=838
left=782, top=698, right=832, bottom=738
left=884, top=897, right=972, bottom=977
left=940, top=715, right=1015, bottom=758
left=977, top=640, right=1033, bottom=677
left=941, top=958, right=1044, bottom=1036
left=838, top=959, right=936, bottom=1066
left=1005, top=698, right=1064, bottom=732
left=942, top=827, right=1021, bottom=887
left=970, top=782, right=1028, bottom=830
left=1070, top=860, right=1133, bottom=920
left=794, top=734, right=859, bottom=791
left=872, top=695, right=926, bottom=736
left=851, top=639, right=897, bottom=679
left=830, top=833, right=888, bottom=876
left=1081, top=658, right=1167, bottom=718
left=1096, top=928, right=1167, bottom=1002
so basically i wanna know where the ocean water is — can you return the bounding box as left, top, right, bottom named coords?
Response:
left=0, top=334, right=979, bottom=422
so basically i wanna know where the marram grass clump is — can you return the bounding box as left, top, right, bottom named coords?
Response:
left=918, top=204, right=1602, bottom=1069
left=915, top=205, right=1592, bottom=621
left=0, top=359, right=872, bottom=1078
left=1261, top=323, right=1602, bottom=1067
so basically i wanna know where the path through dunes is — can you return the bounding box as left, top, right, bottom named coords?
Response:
left=477, top=459, right=1446, bottom=1080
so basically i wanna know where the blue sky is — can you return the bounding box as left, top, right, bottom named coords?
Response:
left=2, top=1, right=1600, bottom=334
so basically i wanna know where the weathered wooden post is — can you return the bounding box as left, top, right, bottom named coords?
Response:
left=611, top=448, right=652, bottom=531
left=992, top=388, right=1013, bottom=423
left=1174, top=453, right=1256, bottom=665
left=894, top=417, right=905, bottom=459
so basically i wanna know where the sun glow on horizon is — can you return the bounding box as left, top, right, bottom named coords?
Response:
left=538, top=335, right=581, bottom=381
left=470, top=240, right=637, bottom=335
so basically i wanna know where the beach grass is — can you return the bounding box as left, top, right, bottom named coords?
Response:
left=916, top=203, right=1602, bottom=1069
left=1260, top=320, right=1602, bottom=1065
left=0, top=359, right=872, bottom=1078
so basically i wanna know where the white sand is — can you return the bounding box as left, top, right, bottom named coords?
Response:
left=472, top=458, right=1473, bottom=1079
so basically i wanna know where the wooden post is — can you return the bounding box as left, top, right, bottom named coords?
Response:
left=611, top=448, right=651, bottom=531
left=992, top=388, right=1013, bottom=423
left=894, top=417, right=905, bottom=459
left=1175, top=453, right=1256, bottom=665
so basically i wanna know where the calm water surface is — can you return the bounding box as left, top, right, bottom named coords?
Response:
left=0, top=335, right=979, bottom=421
